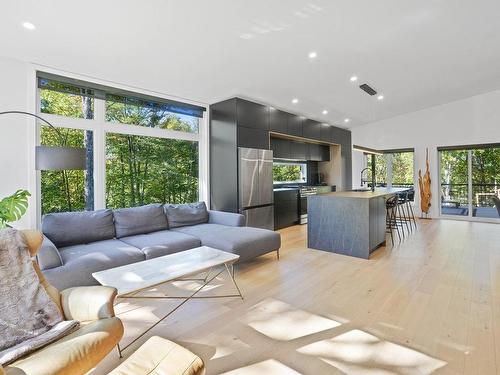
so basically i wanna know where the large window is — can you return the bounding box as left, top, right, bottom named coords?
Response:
left=37, top=73, right=206, bottom=217
left=439, top=145, right=500, bottom=220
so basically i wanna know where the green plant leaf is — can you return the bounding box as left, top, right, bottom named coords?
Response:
left=0, top=190, right=31, bottom=227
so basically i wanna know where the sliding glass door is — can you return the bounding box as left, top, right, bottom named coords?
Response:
left=439, top=145, right=500, bottom=220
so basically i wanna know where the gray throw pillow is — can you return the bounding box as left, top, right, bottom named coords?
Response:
left=113, top=204, right=168, bottom=238
left=164, top=202, right=209, bottom=228
left=42, top=209, right=115, bottom=247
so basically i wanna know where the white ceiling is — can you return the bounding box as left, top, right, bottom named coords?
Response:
left=2, top=0, right=500, bottom=128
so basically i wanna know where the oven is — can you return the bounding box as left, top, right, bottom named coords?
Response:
left=299, top=187, right=317, bottom=224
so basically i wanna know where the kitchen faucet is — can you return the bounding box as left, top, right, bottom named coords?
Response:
left=360, top=167, right=370, bottom=187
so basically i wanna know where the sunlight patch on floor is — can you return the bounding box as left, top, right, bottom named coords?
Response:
left=220, top=359, right=302, bottom=374
left=241, top=298, right=341, bottom=341
left=297, top=329, right=447, bottom=374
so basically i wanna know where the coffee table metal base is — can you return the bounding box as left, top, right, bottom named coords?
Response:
left=116, top=263, right=243, bottom=356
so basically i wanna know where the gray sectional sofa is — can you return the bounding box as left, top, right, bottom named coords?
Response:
left=38, top=202, right=281, bottom=290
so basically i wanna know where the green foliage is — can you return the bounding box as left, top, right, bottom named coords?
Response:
left=105, top=133, right=198, bottom=208
left=392, top=152, right=414, bottom=184
left=0, top=190, right=31, bottom=228
left=273, top=164, right=304, bottom=183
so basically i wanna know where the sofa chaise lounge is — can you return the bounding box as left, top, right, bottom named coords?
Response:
left=38, top=202, right=281, bottom=290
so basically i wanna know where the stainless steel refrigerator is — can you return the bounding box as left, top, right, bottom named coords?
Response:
left=238, top=147, right=274, bottom=230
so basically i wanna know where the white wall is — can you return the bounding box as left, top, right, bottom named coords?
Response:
left=351, top=88, right=500, bottom=217
left=0, top=57, right=35, bottom=228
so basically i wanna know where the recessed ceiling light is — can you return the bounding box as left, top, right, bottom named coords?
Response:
left=308, top=51, right=317, bottom=59
left=344, top=118, right=350, bottom=123
left=22, top=22, right=35, bottom=30
left=350, top=76, right=358, bottom=82
left=292, top=98, right=299, bottom=104
left=322, top=110, right=328, bottom=115
left=377, top=95, right=384, bottom=100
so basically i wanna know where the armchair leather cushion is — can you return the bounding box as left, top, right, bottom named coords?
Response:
left=61, top=286, right=117, bottom=322
left=5, top=317, right=123, bottom=375
left=108, top=336, right=204, bottom=375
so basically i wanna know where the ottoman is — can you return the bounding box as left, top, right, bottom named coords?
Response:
left=108, top=336, right=204, bottom=375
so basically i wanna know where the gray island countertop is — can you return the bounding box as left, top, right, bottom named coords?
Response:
left=307, top=188, right=409, bottom=259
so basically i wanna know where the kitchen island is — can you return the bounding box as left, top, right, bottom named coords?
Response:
left=307, top=188, right=408, bottom=259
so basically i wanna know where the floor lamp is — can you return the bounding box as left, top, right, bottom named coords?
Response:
left=0, top=111, right=86, bottom=171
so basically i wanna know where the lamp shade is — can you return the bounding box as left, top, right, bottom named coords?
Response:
left=35, top=146, right=86, bottom=170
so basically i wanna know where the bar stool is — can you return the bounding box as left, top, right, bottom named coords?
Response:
left=386, top=195, right=401, bottom=246
left=397, top=191, right=411, bottom=237
left=406, top=189, right=417, bottom=230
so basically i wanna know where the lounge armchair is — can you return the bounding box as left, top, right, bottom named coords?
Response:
left=3, top=230, right=123, bottom=375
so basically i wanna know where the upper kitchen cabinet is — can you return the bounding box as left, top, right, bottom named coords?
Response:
left=269, top=108, right=289, bottom=134
left=287, top=115, right=303, bottom=136
left=320, top=123, right=331, bottom=142
left=236, top=99, right=269, bottom=130
left=330, top=126, right=350, bottom=145
left=237, top=126, right=269, bottom=150
left=270, top=137, right=290, bottom=159
left=291, top=141, right=308, bottom=160
left=302, top=119, right=321, bottom=141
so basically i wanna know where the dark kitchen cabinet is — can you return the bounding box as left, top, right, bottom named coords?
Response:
left=291, top=141, right=308, bottom=160
left=287, top=115, right=303, bottom=137
left=270, top=137, right=290, bottom=159
left=320, top=123, right=331, bottom=142
left=330, top=126, right=349, bottom=145
left=270, top=109, right=289, bottom=134
left=302, top=119, right=321, bottom=141
left=237, top=126, right=269, bottom=150
left=320, top=145, right=330, bottom=161
left=308, top=143, right=321, bottom=161
left=274, top=189, right=299, bottom=230
left=307, top=143, right=330, bottom=161
left=236, top=99, right=269, bottom=130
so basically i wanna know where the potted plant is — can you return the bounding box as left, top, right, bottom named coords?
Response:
left=0, top=190, right=31, bottom=228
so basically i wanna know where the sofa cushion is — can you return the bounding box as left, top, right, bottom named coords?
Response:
left=42, top=209, right=115, bottom=247
left=42, top=239, right=144, bottom=290
left=113, top=204, right=168, bottom=238
left=119, top=230, right=201, bottom=259
left=164, top=202, right=208, bottom=229
left=172, top=224, right=281, bottom=262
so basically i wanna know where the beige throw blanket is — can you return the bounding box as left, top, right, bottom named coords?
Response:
left=0, top=229, right=79, bottom=365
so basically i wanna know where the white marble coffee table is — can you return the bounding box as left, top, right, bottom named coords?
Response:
left=92, top=246, right=243, bottom=355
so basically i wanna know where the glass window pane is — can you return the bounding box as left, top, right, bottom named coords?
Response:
left=105, top=133, right=199, bottom=208
left=392, top=152, right=414, bottom=188
left=273, top=162, right=307, bottom=184
left=105, top=94, right=199, bottom=133
left=40, top=125, right=94, bottom=214
left=472, top=148, right=500, bottom=218
left=40, top=84, right=94, bottom=119
left=366, top=154, right=387, bottom=187
left=440, top=150, right=468, bottom=216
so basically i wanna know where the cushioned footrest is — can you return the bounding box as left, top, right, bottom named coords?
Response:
left=108, top=336, right=204, bottom=375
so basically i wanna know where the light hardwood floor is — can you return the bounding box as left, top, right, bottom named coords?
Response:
left=92, top=219, right=500, bottom=375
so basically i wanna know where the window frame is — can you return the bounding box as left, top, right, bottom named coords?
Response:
left=34, top=70, right=209, bottom=226
left=438, top=145, right=500, bottom=223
